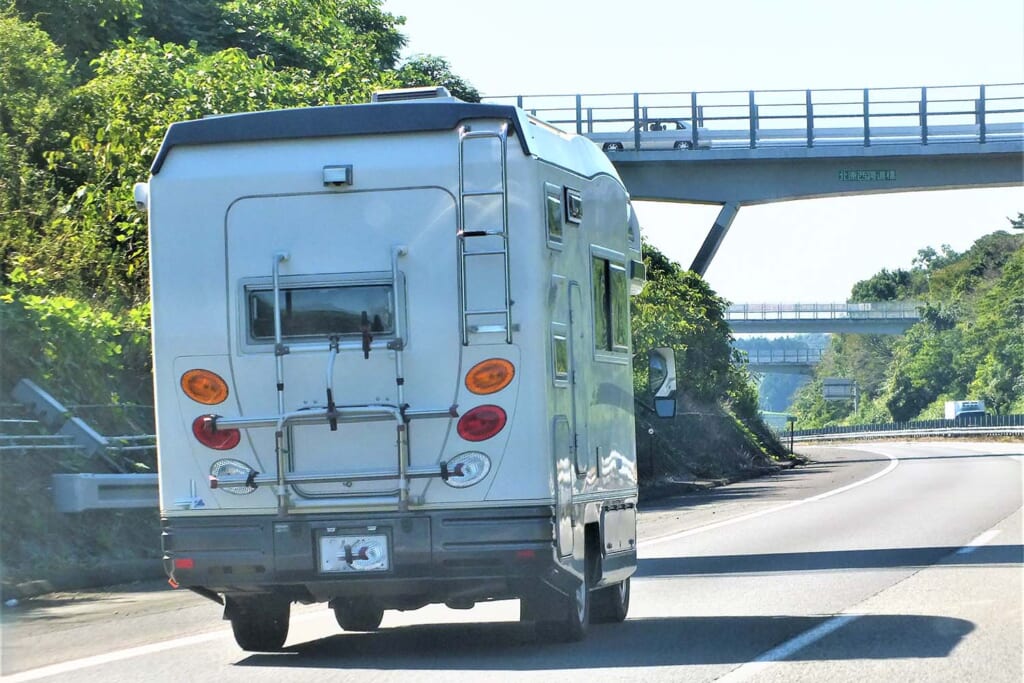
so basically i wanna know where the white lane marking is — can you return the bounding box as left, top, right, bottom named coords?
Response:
left=2, top=609, right=327, bottom=682
left=641, top=450, right=899, bottom=548
left=716, top=614, right=862, bottom=683
left=955, top=529, right=1002, bottom=555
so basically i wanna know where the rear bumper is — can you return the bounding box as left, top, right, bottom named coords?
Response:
left=162, top=505, right=568, bottom=607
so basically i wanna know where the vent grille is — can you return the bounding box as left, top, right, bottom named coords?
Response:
left=371, top=86, right=452, bottom=103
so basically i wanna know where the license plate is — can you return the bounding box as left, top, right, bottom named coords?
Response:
left=319, top=534, right=389, bottom=573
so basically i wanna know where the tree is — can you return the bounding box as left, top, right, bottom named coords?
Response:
left=397, top=55, right=480, bottom=102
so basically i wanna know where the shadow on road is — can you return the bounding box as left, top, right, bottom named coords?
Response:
left=235, top=613, right=973, bottom=671
left=636, top=545, right=1024, bottom=577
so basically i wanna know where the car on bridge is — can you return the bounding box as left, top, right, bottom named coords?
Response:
left=588, top=118, right=712, bottom=152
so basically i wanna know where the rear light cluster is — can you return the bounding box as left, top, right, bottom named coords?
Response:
left=443, top=358, right=515, bottom=489
left=182, top=369, right=242, bottom=450
left=457, top=358, right=514, bottom=442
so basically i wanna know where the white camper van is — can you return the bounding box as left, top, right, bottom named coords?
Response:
left=138, top=87, right=662, bottom=651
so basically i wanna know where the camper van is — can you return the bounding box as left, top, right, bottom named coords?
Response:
left=138, top=87, right=665, bottom=651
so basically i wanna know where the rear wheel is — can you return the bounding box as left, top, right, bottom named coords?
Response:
left=535, top=575, right=590, bottom=642
left=227, top=597, right=290, bottom=652
left=535, top=546, right=595, bottom=642
left=333, top=598, right=384, bottom=632
left=591, top=577, right=630, bottom=623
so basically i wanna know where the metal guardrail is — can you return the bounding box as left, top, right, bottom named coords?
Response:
left=726, top=302, right=923, bottom=322
left=5, top=380, right=158, bottom=513
left=486, top=83, right=1024, bottom=150
left=51, top=473, right=159, bottom=513
left=789, top=414, right=1024, bottom=442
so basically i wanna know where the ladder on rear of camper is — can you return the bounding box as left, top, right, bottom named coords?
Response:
left=457, top=123, right=512, bottom=344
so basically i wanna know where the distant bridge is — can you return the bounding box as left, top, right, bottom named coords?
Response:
left=742, top=348, right=825, bottom=375
left=726, top=302, right=922, bottom=334
left=487, top=83, right=1024, bottom=274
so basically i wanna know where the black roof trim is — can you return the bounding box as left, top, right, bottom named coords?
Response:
left=150, top=102, right=530, bottom=174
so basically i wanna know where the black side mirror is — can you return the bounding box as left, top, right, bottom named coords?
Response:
left=648, top=348, right=677, bottom=419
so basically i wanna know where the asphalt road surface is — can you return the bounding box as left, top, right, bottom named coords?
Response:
left=2, top=441, right=1021, bottom=682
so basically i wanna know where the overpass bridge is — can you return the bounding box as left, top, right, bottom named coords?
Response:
left=486, top=83, right=1024, bottom=273
left=726, top=301, right=922, bottom=334
left=742, top=348, right=825, bottom=375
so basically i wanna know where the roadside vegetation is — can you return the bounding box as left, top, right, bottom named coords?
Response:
left=780, top=220, right=1024, bottom=428
left=0, top=0, right=783, bottom=586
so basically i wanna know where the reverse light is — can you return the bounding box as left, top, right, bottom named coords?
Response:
left=192, top=415, right=241, bottom=450
left=456, top=405, right=506, bottom=442
left=465, top=358, right=515, bottom=395
left=209, top=458, right=257, bottom=494
left=443, top=451, right=492, bottom=488
left=181, top=369, right=229, bottom=405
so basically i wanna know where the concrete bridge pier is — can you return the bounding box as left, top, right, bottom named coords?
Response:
left=690, top=202, right=739, bottom=276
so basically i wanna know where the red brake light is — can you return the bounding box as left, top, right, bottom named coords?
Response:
left=191, top=415, right=241, bottom=450
left=457, top=405, right=507, bottom=442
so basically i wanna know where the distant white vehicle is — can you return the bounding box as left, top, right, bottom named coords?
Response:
left=587, top=118, right=712, bottom=151
left=138, top=87, right=676, bottom=652
left=945, top=400, right=987, bottom=421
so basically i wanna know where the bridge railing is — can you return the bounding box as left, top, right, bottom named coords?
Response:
left=486, top=83, right=1024, bottom=149
left=743, top=348, right=826, bottom=364
left=725, top=302, right=923, bottom=322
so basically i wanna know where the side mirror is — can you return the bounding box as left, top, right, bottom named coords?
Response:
left=648, top=348, right=677, bottom=418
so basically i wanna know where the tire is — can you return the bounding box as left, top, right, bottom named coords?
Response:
left=535, top=547, right=593, bottom=642
left=228, top=597, right=290, bottom=652
left=333, top=599, right=384, bottom=632
left=591, top=577, right=630, bottom=623
left=673, top=141, right=693, bottom=150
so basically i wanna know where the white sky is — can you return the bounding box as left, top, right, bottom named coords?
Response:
left=384, top=0, right=1024, bottom=303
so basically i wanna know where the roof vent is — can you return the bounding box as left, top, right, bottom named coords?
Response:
left=371, top=86, right=453, bottom=103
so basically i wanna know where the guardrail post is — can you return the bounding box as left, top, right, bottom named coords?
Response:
left=633, top=93, right=641, bottom=150
left=586, top=107, right=593, bottom=134
left=863, top=88, right=871, bottom=147
left=977, top=84, right=987, bottom=143
left=748, top=90, right=757, bottom=148
left=516, top=95, right=523, bottom=108
left=575, top=94, right=582, bottom=135
left=806, top=89, right=814, bottom=147
left=691, top=91, right=699, bottom=148
left=919, top=86, right=928, bottom=145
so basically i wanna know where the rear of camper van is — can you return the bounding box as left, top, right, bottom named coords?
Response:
left=140, top=88, right=647, bottom=650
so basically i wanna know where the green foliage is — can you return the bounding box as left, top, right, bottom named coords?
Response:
left=792, top=224, right=1024, bottom=426
left=849, top=267, right=923, bottom=302
left=397, top=55, right=481, bottom=102
left=0, top=1, right=438, bottom=305
left=0, top=287, right=151, bottom=406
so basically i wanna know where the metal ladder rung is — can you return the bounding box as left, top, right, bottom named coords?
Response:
left=458, top=229, right=506, bottom=238
left=462, top=131, right=503, bottom=140
left=462, top=249, right=507, bottom=257
left=466, top=308, right=511, bottom=316
left=462, top=190, right=506, bottom=198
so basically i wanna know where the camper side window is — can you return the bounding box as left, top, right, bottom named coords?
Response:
left=545, top=183, right=563, bottom=249
left=248, top=284, right=394, bottom=342
left=592, top=257, right=629, bottom=354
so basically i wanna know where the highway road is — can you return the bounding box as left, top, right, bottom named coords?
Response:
left=2, top=441, right=1021, bottom=682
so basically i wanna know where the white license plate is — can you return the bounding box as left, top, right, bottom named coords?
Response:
left=319, top=534, right=390, bottom=573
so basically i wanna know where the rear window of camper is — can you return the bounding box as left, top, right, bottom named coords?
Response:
left=248, top=285, right=393, bottom=341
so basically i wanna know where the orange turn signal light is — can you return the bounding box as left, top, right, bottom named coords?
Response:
left=181, top=369, right=229, bottom=405
left=465, top=358, right=515, bottom=395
